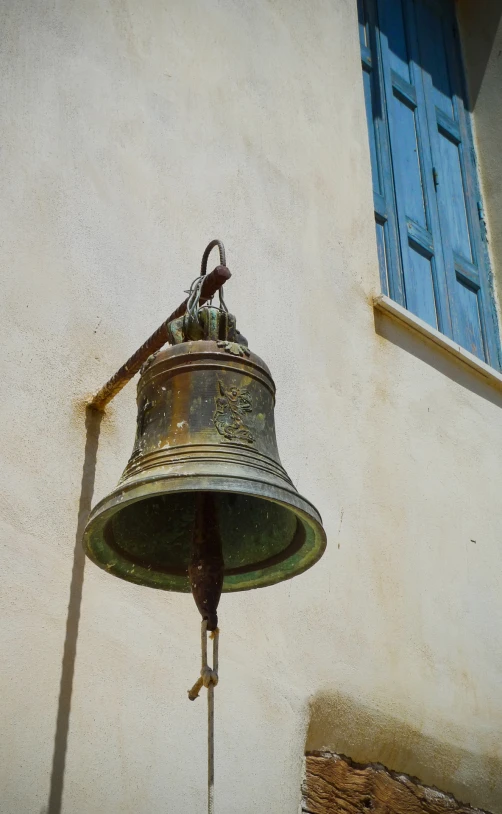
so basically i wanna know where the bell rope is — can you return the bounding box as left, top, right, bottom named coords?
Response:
left=188, top=620, right=219, bottom=814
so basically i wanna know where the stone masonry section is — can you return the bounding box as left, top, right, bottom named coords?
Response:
left=302, top=752, right=493, bottom=814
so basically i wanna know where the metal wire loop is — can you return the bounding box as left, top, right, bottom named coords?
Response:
left=186, top=275, right=206, bottom=323
left=185, top=270, right=228, bottom=328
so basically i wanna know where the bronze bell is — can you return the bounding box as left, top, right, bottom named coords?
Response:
left=83, top=260, right=326, bottom=626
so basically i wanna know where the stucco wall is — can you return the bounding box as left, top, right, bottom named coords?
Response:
left=1, top=1, right=502, bottom=813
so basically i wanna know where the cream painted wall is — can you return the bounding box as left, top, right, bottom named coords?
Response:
left=1, top=1, right=502, bottom=813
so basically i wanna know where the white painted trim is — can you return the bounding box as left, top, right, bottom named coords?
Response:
left=373, top=294, right=502, bottom=390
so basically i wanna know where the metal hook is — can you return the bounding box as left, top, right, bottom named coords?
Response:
left=200, top=240, right=228, bottom=312
left=201, top=240, right=226, bottom=277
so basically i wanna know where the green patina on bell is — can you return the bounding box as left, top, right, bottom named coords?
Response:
left=83, top=274, right=326, bottom=603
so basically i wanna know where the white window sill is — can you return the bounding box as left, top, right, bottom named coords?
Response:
left=373, top=294, right=502, bottom=390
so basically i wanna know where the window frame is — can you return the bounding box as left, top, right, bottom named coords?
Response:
left=358, top=0, right=501, bottom=370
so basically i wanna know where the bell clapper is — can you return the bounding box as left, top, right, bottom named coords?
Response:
left=188, top=492, right=224, bottom=631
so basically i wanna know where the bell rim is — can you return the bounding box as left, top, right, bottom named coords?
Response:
left=83, top=475, right=327, bottom=594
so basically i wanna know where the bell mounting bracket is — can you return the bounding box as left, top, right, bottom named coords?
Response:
left=88, top=240, right=231, bottom=412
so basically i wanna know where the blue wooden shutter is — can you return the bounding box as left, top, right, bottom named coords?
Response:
left=414, top=0, right=500, bottom=363
left=358, top=0, right=403, bottom=300
left=359, top=0, right=501, bottom=367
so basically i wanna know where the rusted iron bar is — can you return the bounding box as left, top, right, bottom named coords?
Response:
left=89, top=264, right=231, bottom=411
